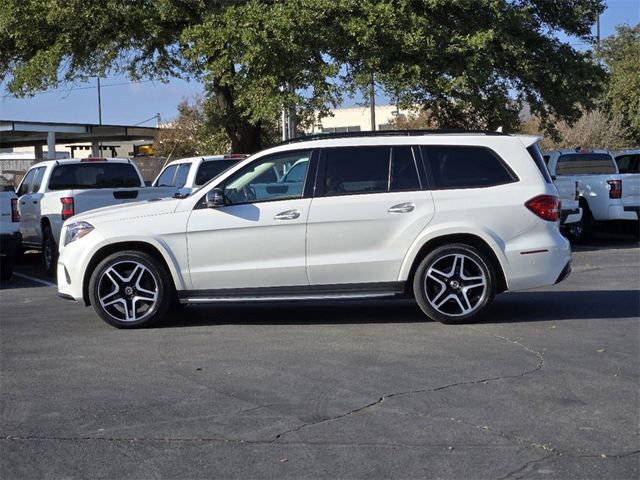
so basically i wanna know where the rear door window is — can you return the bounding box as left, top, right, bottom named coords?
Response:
left=48, top=163, right=141, bottom=190
left=391, top=147, right=421, bottom=191
left=322, top=147, right=390, bottom=196
left=422, top=146, right=517, bottom=189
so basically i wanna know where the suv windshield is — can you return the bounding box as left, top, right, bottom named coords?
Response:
left=556, top=153, right=617, bottom=175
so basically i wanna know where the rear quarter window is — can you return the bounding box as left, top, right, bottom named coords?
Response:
left=48, top=163, right=141, bottom=190
left=422, top=146, right=517, bottom=189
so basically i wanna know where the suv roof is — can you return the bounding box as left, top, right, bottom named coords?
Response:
left=277, top=129, right=510, bottom=147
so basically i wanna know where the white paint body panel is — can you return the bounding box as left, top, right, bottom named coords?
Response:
left=58, top=133, right=571, bottom=304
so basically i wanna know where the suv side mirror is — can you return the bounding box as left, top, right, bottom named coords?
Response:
left=206, top=188, right=226, bottom=208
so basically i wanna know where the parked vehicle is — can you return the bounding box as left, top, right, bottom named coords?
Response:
left=545, top=148, right=635, bottom=241
left=0, top=183, right=21, bottom=281
left=152, top=154, right=248, bottom=197
left=614, top=149, right=640, bottom=230
left=57, top=131, right=571, bottom=328
left=15, top=158, right=179, bottom=276
left=540, top=152, right=582, bottom=234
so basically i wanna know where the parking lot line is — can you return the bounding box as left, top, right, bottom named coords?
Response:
left=13, top=273, right=56, bottom=288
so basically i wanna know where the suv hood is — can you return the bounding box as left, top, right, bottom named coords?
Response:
left=68, top=197, right=181, bottom=225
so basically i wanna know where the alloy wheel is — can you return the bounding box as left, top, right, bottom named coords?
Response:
left=97, top=260, right=159, bottom=323
left=423, top=253, right=488, bottom=317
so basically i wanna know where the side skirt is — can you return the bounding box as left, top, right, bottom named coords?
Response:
left=178, top=282, right=406, bottom=304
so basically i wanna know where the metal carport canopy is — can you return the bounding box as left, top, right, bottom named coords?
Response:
left=0, top=120, right=158, bottom=149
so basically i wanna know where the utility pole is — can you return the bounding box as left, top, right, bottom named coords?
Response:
left=97, top=77, right=102, bottom=125
left=370, top=72, right=376, bottom=131
left=288, top=84, right=297, bottom=139
left=596, top=15, right=601, bottom=52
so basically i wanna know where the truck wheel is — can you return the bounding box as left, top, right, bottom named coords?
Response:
left=42, top=225, right=58, bottom=278
left=566, top=207, right=593, bottom=244
left=88, top=250, right=173, bottom=329
left=413, top=244, right=496, bottom=324
left=0, top=255, right=14, bottom=282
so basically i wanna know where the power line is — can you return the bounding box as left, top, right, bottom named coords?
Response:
left=1, top=79, right=154, bottom=100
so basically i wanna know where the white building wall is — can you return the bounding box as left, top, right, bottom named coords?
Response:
left=311, top=105, right=409, bottom=134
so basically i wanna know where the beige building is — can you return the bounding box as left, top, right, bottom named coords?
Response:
left=310, top=104, right=410, bottom=134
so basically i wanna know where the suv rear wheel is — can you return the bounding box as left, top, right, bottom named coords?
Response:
left=413, top=244, right=495, bottom=324
left=88, top=251, right=173, bottom=328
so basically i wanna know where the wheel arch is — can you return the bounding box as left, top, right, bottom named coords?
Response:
left=402, top=232, right=508, bottom=296
left=82, top=241, right=182, bottom=306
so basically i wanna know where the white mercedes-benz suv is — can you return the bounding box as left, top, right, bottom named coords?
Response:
left=57, top=131, right=571, bottom=328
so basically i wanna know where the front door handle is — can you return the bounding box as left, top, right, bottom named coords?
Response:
left=33, top=200, right=38, bottom=204
left=274, top=209, right=301, bottom=221
left=388, top=202, right=415, bottom=214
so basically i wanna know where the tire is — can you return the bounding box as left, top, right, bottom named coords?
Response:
left=88, top=250, right=173, bottom=328
left=42, top=225, right=58, bottom=278
left=413, top=243, right=496, bottom=324
left=565, top=205, right=593, bottom=244
left=0, top=255, right=14, bottom=282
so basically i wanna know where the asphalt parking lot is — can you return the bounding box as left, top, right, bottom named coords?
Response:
left=1, top=230, right=639, bottom=479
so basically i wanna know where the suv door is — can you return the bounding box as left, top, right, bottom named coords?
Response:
left=306, top=146, right=435, bottom=285
left=186, top=150, right=315, bottom=290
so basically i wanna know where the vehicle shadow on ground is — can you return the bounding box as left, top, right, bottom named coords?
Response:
left=158, top=289, right=640, bottom=328
left=567, top=223, right=639, bottom=252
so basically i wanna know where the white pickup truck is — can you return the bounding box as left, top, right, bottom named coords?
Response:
left=16, top=158, right=178, bottom=275
left=545, top=149, right=636, bottom=241
left=0, top=184, right=21, bottom=281
left=152, top=154, right=247, bottom=197
left=614, top=149, right=640, bottom=231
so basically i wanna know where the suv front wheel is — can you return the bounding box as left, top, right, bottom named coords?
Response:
left=413, top=244, right=496, bottom=324
left=88, top=250, right=173, bottom=328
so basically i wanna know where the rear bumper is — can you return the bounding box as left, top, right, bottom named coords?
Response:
left=0, top=231, right=21, bottom=257
left=561, top=207, right=581, bottom=225
left=555, top=260, right=572, bottom=284
left=623, top=206, right=639, bottom=220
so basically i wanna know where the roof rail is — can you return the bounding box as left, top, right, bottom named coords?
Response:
left=274, top=129, right=509, bottom=147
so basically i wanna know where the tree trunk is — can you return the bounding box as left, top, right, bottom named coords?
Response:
left=213, top=84, right=263, bottom=154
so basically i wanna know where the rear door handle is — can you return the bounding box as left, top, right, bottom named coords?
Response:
left=274, top=209, right=301, bottom=221
left=388, top=202, right=415, bottom=214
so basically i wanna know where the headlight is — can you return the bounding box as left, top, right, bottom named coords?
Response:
left=64, top=221, right=94, bottom=246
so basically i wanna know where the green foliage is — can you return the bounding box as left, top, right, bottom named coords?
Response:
left=600, top=24, right=640, bottom=143
left=1, top=0, right=608, bottom=149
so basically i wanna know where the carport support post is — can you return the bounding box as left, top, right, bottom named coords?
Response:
left=34, top=145, right=44, bottom=161
left=91, top=140, right=100, bottom=158
left=47, top=132, right=56, bottom=160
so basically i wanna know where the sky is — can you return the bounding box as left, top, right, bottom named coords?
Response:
left=1, top=0, right=638, bottom=127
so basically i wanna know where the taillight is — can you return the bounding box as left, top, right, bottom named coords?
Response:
left=608, top=179, right=622, bottom=199
left=574, top=181, right=580, bottom=201
left=525, top=195, right=560, bottom=222
left=61, top=197, right=75, bottom=220
left=10, top=198, right=19, bottom=222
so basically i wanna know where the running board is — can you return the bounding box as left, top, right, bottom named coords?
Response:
left=178, top=282, right=405, bottom=304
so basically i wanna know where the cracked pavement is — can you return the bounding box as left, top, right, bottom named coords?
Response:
left=1, top=239, right=639, bottom=479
